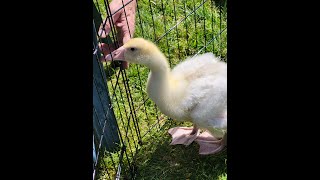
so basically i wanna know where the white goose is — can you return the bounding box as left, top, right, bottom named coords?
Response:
left=105, top=38, right=227, bottom=155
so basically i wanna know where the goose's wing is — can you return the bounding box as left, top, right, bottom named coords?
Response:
left=172, top=53, right=227, bottom=129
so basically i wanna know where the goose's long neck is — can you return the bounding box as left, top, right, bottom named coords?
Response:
left=146, top=56, right=173, bottom=110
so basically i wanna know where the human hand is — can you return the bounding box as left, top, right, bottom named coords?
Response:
left=98, top=0, right=136, bottom=69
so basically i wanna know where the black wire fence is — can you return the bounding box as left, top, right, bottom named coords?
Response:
left=93, top=0, right=227, bottom=179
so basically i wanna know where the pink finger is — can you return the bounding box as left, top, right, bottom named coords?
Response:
left=98, top=1, right=124, bottom=38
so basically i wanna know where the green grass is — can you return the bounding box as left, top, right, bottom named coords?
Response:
left=94, top=0, right=227, bottom=179
left=134, top=121, right=227, bottom=180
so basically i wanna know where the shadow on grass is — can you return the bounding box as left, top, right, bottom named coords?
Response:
left=134, top=122, right=227, bottom=180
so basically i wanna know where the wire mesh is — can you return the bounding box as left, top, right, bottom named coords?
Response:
left=93, top=0, right=227, bottom=179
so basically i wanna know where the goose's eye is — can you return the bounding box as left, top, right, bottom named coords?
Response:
left=130, top=47, right=136, bottom=51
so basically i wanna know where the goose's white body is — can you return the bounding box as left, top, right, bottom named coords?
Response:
left=107, top=38, right=227, bottom=154
left=146, top=53, right=227, bottom=138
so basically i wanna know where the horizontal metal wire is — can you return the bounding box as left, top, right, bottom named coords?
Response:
left=193, top=27, right=227, bottom=57
left=155, top=0, right=209, bottom=43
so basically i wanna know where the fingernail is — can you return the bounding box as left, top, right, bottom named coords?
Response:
left=105, top=54, right=112, bottom=61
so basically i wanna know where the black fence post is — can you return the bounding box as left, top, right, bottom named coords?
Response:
left=93, top=20, right=120, bottom=152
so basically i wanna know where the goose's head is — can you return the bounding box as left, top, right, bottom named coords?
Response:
left=105, top=38, right=168, bottom=70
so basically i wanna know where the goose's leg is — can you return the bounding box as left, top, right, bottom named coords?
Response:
left=196, top=131, right=227, bottom=155
left=168, top=124, right=200, bottom=146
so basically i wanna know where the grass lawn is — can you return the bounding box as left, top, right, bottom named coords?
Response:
left=94, top=0, right=227, bottom=179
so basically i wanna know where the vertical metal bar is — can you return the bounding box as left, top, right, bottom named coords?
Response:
left=203, top=0, right=206, bottom=52
left=184, top=0, right=190, bottom=55
left=148, top=0, right=157, bottom=41
left=173, top=0, right=181, bottom=61
left=219, top=1, right=222, bottom=57
left=160, top=0, right=172, bottom=66
left=193, top=0, right=198, bottom=50
left=211, top=0, right=215, bottom=53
